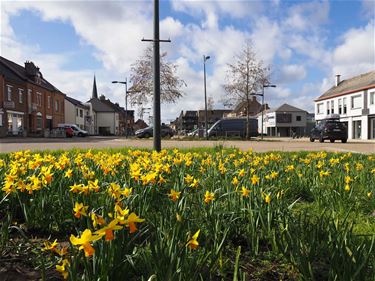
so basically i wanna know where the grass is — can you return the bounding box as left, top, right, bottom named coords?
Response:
left=0, top=148, right=374, bottom=280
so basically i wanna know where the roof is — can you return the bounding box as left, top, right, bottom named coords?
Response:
left=87, top=98, right=116, bottom=112
left=65, top=96, right=89, bottom=109
left=264, top=103, right=307, bottom=114
left=0, top=56, right=61, bottom=92
left=316, top=71, right=375, bottom=101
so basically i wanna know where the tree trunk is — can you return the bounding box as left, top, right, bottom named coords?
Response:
left=246, top=97, right=250, bottom=140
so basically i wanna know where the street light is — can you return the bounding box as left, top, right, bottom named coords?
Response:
left=112, top=79, right=128, bottom=138
left=260, top=84, right=276, bottom=139
left=203, top=55, right=210, bottom=140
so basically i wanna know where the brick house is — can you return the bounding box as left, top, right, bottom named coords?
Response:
left=0, top=56, right=65, bottom=136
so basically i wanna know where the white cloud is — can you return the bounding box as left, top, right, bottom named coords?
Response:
left=275, top=64, right=307, bottom=84
left=332, top=20, right=375, bottom=78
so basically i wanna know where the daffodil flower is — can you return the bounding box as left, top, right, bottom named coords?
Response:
left=204, top=191, right=215, bottom=204
left=95, top=219, right=123, bottom=241
left=73, top=202, right=88, bottom=218
left=56, top=259, right=70, bottom=279
left=125, top=212, right=145, bottom=233
left=70, top=229, right=102, bottom=257
left=168, top=189, right=181, bottom=202
left=186, top=229, right=200, bottom=250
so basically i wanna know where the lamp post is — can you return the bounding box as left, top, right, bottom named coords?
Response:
left=261, top=84, right=276, bottom=140
left=112, top=79, right=128, bottom=138
left=203, top=55, right=210, bottom=140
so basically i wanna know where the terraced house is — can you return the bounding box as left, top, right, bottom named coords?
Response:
left=0, top=56, right=65, bottom=137
left=315, top=71, right=375, bottom=140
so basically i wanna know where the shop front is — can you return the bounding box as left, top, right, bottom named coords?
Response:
left=6, top=110, right=24, bottom=136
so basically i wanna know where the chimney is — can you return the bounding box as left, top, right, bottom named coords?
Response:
left=25, top=61, right=38, bottom=77
left=335, top=74, right=341, bottom=87
left=99, top=95, right=105, bottom=101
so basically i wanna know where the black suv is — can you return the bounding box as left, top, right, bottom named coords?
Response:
left=310, top=119, right=347, bottom=143
left=135, top=125, right=174, bottom=138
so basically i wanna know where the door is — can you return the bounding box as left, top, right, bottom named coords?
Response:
left=12, top=114, right=18, bottom=135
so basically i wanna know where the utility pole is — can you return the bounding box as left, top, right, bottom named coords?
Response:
left=203, top=55, right=210, bottom=140
left=142, top=0, right=170, bottom=151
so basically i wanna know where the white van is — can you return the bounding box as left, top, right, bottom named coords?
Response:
left=58, top=124, right=88, bottom=137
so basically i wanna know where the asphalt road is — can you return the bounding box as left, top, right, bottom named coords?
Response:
left=0, top=136, right=374, bottom=154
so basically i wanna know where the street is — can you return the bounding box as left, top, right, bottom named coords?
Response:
left=0, top=137, right=374, bottom=154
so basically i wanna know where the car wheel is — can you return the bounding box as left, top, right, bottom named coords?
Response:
left=78, top=132, right=83, bottom=137
left=144, top=133, right=151, bottom=138
left=310, top=137, right=314, bottom=142
left=330, top=139, right=335, bottom=143
left=319, top=135, right=324, bottom=143
left=342, top=139, right=347, bottom=143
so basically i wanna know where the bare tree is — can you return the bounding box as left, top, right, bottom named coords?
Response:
left=222, top=41, right=269, bottom=139
left=128, top=46, right=186, bottom=105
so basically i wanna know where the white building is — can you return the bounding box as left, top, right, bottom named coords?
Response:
left=314, top=71, right=375, bottom=140
left=258, top=103, right=308, bottom=137
left=64, top=96, right=89, bottom=130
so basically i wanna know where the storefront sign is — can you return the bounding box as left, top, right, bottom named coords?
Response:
left=3, top=101, right=15, bottom=109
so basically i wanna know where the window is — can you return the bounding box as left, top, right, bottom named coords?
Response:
left=55, top=100, right=59, bottom=112
left=338, top=99, right=342, bottom=114
left=36, top=92, right=42, bottom=106
left=36, top=117, right=42, bottom=129
left=48, top=96, right=51, bottom=109
left=276, top=113, right=292, bottom=123
left=76, top=108, right=79, bottom=117
left=331, top=100, right=334, bottom=114
left=80, top=109, right=83, bottom=118
left=351, top=95, right=361, bottom=109
left=343, top=97, right=347, bottom=114
left=6, top=85, right=12, bottom=101
left=370, top=92, right=375, bottom=105
left=18, top=89, right=23, bottom=103
left=326, top=101, right=330, bottom=115
left=317, top=103, right=324, bottom=114
left=296, top=115, right=301, bottom=121
left=28, top=89, right=32, bottom=104
left=0, top=113, right=2, bottom=126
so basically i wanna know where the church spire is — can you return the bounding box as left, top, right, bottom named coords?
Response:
left=92, top=75, right=98, bottom=99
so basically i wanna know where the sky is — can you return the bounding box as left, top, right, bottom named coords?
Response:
left=1, top=0, right=374, bottom=123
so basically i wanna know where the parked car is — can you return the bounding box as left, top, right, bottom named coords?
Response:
left=65, top=127, right=74, bottom=138
left=135, top=124, right=174, bottom=138
left=207, top=118, right=258, bottom=138
left=310, top=118, right=347, bottom=143
left=58, top=124, right=88, bottom=137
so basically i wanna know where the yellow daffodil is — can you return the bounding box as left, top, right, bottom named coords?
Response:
left=121, top=187, right=132, bottom=198
left=241, top=186, right=250, bottom=197
left=263, top=193, right=271, bottom=204
left=204, top=191, right=215, bottom=204
left=70, top=229, right=102, bottom=257
left=95, top=219, right=123, bottom=241
left=42, top=239, right=58, bottom=252
left=73, top=202, right=88, bottom=218
left=190, top=179, right=199, bottom=188
left=168, top=189, right=181, bottom=202
left=238, top=169, right=245, bottom=177
left=232, top=176, right=239, bottom=186
left=91, top=213, right=105, bottom=228
left=345, top=184, right=351, bottom=192
left=367, top=192, right=372, bottom=198
left=56, top=259, right=70, bottom=279
left=186, top=229, right=200, bottom=250
left=250, top=174, right=260, bottom=185
left=125, top=212, right=145, bottom=233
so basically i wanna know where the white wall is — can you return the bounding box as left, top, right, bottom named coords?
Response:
left=96, top=112, right=118, bottom=135
left=64, top=100, right=76, bottom=124
left=314, top=86, right=375, bottom=140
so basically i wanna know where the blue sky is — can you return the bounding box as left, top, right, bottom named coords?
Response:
left=1, top=0, right=374, bottom=122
